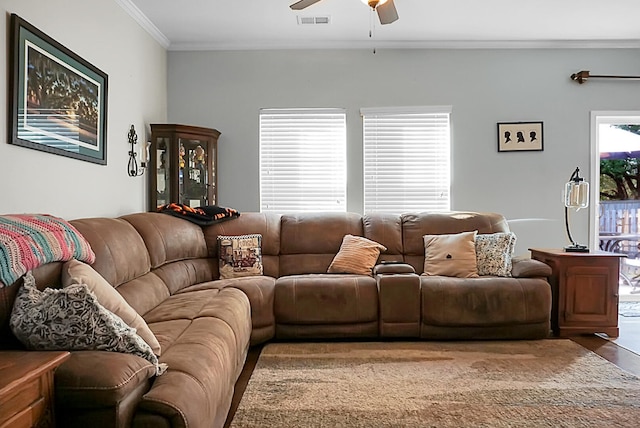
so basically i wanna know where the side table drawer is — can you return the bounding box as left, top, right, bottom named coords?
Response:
left=0, top=377, right=46, bottom=428
left=0, top=351, right=70, bottom=428
left=1, top=397, right=46, bottom=428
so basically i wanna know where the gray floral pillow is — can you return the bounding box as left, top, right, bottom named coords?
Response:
left=10, top=272, right=167, bottom=376
left=475, top=232, right=516, bottom=277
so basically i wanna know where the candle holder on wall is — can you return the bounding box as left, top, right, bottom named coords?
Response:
left=127, top=125, right=148, bottom=177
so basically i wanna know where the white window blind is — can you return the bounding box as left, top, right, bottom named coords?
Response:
left=260, top=108, right=347, bottom=213
left=362, top=106, right=452, bottom=214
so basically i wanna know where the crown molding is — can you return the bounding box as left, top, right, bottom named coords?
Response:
left=114, top=0, right=170, bottom=49
left=169, top=38, right=640, bottom=52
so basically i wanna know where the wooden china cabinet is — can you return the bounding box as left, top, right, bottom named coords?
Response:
left=530, top=248, right=624, bottom=338
left=148, top=124, right=220, bottom=211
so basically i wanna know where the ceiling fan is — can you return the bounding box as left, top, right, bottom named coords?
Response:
left=290, top=0, right=399, bottom=25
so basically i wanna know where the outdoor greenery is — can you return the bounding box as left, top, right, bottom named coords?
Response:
left=600, top=125, right=640, bottom=200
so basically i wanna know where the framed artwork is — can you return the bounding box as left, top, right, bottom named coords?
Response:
left=497, top=122, right=543, bottom=152
left=8, top=14, right=108, bottom=165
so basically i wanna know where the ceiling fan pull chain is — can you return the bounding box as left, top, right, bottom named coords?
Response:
left=369, top=8, right=377, bottom=54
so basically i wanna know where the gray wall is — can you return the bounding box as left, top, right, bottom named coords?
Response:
left=0, top=0, right=167, bottom=219
left=167, top=48, right=640, bottom=254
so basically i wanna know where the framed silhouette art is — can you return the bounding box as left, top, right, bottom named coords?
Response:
left=497, top=122, right=543, bottom=152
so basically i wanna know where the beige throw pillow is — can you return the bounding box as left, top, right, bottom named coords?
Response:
left=422, top=231, right=479, bottom=278
left=62, top=259, right=162, bottom=356
left=327, top=235, right=387, bottom=276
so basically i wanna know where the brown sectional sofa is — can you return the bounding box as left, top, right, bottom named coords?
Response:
left=0, top=210, right=552, bottom=428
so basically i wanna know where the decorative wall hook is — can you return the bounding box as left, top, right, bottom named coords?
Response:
left=127, top=125, right=147, bottom=177
left=570, top=70, right=640, bottom=84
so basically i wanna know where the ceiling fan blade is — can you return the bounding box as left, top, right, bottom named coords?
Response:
left=377, top=0, right=399, bottom=25
left=290, top=0, right=324, bottom=10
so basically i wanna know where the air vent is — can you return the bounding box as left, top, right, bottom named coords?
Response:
left=297, top=16, right=331, bottom=25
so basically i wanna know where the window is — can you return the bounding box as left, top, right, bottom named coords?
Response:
left=260, top=108, right=346, bottom=213
left=362, top=106, right=451, bottom=214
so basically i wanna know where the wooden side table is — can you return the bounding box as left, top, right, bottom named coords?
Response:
left=530, top=248, right=624, bottom=338
left=0, top=351, right=70, bottom=428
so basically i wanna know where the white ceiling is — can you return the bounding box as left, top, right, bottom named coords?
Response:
left=122, top=0, right=640, bottom=50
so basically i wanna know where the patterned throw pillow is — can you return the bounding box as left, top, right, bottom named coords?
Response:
left=327, top=235, right=387, bottom=276
left=218, top=234, right=263, bottom=279
left=475, top=232, right=517, bottom=277
left=10, top=272, right=167, bottom=376
left=423, top=231, right=479, bottom=278
left=61, top=259, right=162, bottom=356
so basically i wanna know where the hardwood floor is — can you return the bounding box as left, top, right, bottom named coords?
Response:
left=224, top=345, right=263, bottom=428
left=224, top=324, right=640, bottom=427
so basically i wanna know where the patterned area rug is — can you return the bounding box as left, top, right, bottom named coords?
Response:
left=619, top=301, right=640, bottom=317
left=230, top=340, right=640, bottom=427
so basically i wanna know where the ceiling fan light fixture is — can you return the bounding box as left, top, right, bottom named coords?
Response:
left=361, top=0, right=388, bottom=10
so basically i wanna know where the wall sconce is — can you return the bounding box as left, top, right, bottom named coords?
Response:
left=127, top=125, right=148, bottom=177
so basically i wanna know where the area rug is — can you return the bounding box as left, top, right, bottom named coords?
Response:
left=619, top=301, right=640, bottom=317
left=230, top=340, right=640, bottom=427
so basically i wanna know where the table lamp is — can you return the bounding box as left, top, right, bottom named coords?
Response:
left=564, top=166, right=589, bottom=252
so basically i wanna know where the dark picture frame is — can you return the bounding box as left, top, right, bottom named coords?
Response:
left=497, top=121, right=543, bottom=152
left=8, top=14, right=108, bottom=165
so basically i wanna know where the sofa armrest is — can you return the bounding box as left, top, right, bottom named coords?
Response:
left=374, top=263, right=416, bottom=275
left=511, top=257, right=552, bottom=278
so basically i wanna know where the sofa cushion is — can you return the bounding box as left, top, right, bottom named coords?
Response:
left=135, top=287, right=252, bottom=428
left=70, top=217, right=151, bottom=288
left=55, top=351, right=156, bottom=409
left=422, top=231, right=479, bottom=278
left=122, top=212, right=208, bottom=270
left=363, top=213, right=404, bottom=259
left=420, top=276, right=552, bottom=326
left=275, top=274, right=378, bottom=324
left=181, top=276, right=277, bottom=345
left=61, top=259, right=161, bottom=356
left=475, top=232, right=516, bottom=277
left=327, top=235, right=386, bottom=276
left=218, top=234, right=263, bottom=279
left=143, top=287, right=251, bottom=369
left=10, top=272, right=164, bottom=374
left=279, top=212, right=364, bottom=276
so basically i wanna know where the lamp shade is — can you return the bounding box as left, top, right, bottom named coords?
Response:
left=564, top=179, right=589, bottom=209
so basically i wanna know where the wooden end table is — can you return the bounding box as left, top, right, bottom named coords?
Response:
left=0, top=351, right=70, bottom=428
left=530, top=248, right=625, bottom=338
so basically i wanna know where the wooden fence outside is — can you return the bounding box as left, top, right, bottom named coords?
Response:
left=599, top=200, right=640, bottom=234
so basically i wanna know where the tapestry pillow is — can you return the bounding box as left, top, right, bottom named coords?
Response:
left=61, top=259, right=162, bottom=356
left=218, top=234, right=263, bottom=279
left=10, top=272, right=167, bottom=376
left=327, top=235, right=387, bottom=276
left=423, top=231, right=479, bottom=278
left=0, top=214, right=95, bottom=287
left=475, top=232, right=517, bottom=277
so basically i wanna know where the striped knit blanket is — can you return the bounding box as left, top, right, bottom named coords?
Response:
left=0, top=214, right=95, bottom=287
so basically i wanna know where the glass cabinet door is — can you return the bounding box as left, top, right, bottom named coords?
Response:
left=155, top=137, right=171, bottom=206
left=179, top=138, right=209, bottom=208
